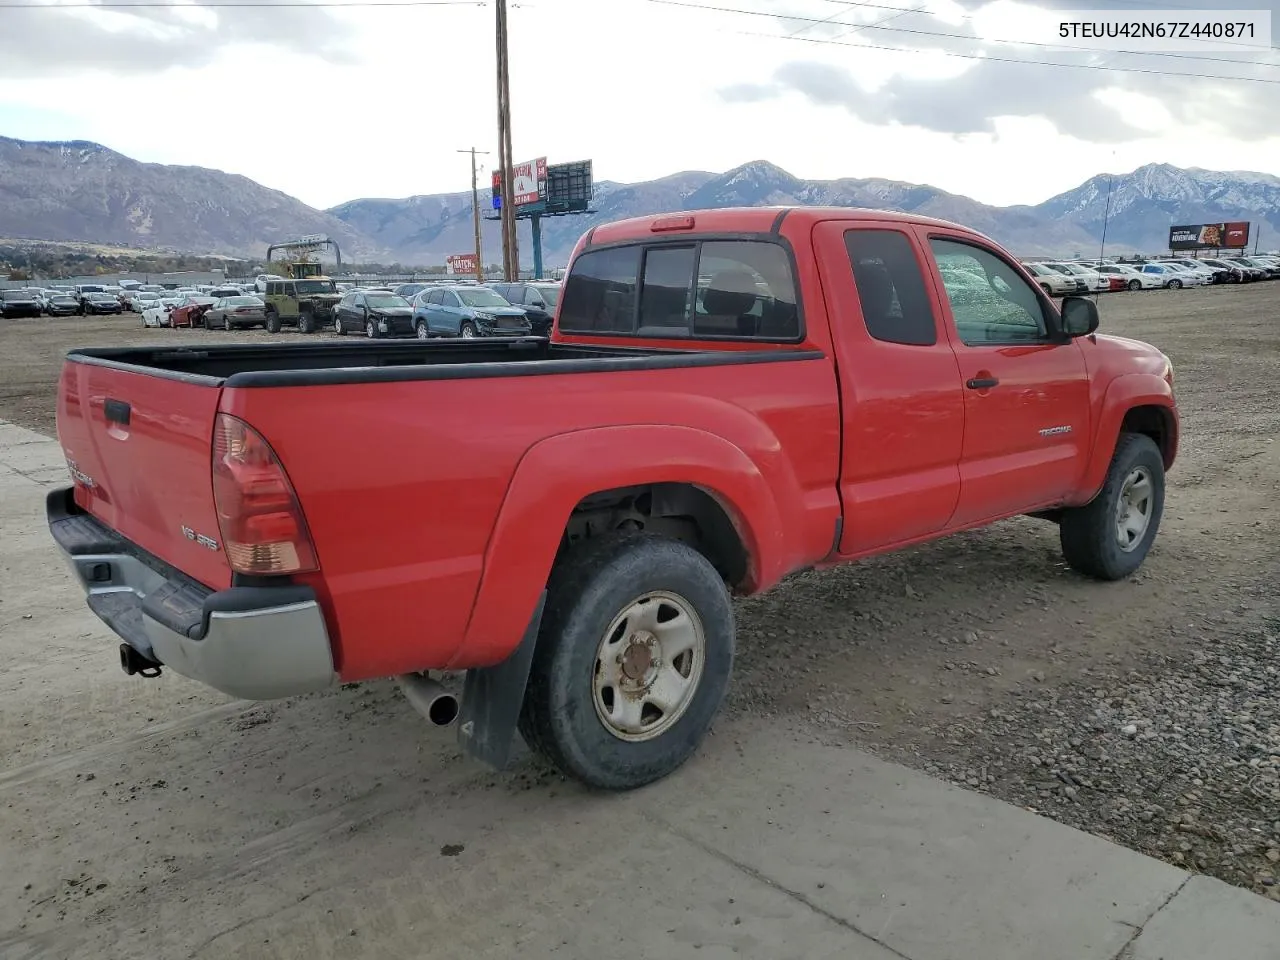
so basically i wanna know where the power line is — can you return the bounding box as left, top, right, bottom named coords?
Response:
left=645, top=0, right=1280, bottom=76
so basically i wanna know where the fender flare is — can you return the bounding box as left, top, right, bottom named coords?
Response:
left=450, top=424, right=797, bottom=669
left=1077, top=373, right=1177, bottom=503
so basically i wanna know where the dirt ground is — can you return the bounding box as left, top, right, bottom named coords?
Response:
left=2, top=284, right=1279, bottom=955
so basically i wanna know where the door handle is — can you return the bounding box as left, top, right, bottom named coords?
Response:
left=104, top=398, right=131, bottom=425
left=966, top=377, right=999, bottom=390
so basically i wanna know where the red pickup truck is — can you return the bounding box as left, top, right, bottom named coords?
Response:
left=49, top=207, right=1178, bottom=790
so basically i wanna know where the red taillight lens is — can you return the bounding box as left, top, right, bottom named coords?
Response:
left=211, top=413, right=318, bottom=575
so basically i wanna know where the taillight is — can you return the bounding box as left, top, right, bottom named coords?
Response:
left=211, top=413, right=318, bottom=575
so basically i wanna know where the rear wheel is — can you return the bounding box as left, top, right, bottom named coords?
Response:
left=1060, top=433, right=1165, bottom=581
left=223, top=313, right=232, bottom=331
left=1168, top=279, right=1182, bottom=289
left=416, top=321, right=429, bottom=340
left=518, top=533, right=735, bottom=790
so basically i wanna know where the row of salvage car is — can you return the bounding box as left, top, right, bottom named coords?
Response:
left=1022, top=254, right=1280, bottom=295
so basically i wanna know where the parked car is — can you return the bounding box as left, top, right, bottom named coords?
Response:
left=1096, top=264, right=1162, bottom=291
left=73, top=284, right=106, bottom=307
left=393, top=282, right=431, bottom=302
left=1228, top=256, right=1279, bottom=280
left=1139, top=263, right=1199, bottom=288
left=208, top=286, right=245, bottom=300
left=1166, top=259, right=1228, bottom=284
left=48, top=206, right=1179, bottom=791
left=124, top=290, right=163, bottom=312
left=44, top=293, right=81, bottom=317
left=81, top=292, right=123, bottom=315
left=412, top=285, right=533, bottom=338
left=1022, top=263, right=1085, bottom=296
left=488, top=281, right=562, bottom=335
left=1199, top=258, right=1251, bottom=283
left=168, top=295, right=217, bottom=328
left=333, top=291, right=414, bottom=338
left=140, top=297, right=184, bottom=327
left=1045, top=262, right=1110, bottom=293
left=0, top=288, right=43, bottom=318
left=205, top=295, right=267, bottom=330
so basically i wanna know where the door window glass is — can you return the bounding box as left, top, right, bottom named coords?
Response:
left=930, top=239, right=1047, bottom=345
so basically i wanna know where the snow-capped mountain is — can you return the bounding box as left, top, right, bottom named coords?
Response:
left=1037, top=163, right=1280, bottom=251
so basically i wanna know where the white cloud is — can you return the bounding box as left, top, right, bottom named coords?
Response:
left=0, top=0, right=1277, bottom=212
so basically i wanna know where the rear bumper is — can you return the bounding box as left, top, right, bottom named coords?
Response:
left=47, top=487, right=336, bottom=700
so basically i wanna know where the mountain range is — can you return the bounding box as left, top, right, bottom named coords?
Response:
left=1, top=134, right=1277, bottom=267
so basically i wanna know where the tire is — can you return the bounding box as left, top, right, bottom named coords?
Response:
left=1127, top=279, right=1140, bottom=291
left=299, top=311, right=315, bottom=334
left=265, top=310, right=281, bottom=334
left=1038, top=283, right=1051, bottom=295
left=1059, top=433, right=1165, bottom=581
left=334, top=315, right=345, bottom=336
left=518, top=533, right=735, bottom=790
left=416, top=321, right=429, bottom=340
left=1168, top=279, right=1182, bottom=289
left=460, top=321, right=477, bottom=339
left=366, top=318, right=377, bottom=339
left=223, top=313, right=232, bottom=331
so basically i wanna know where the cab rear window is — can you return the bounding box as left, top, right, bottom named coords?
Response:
left=559, top=239, right=800, bottom=341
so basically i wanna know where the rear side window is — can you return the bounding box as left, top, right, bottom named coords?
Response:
left=560, top=239, right=799, bottom=340
left=843, top=230, right=937, bottom=346
left=560, top=246, right=640, bottom=333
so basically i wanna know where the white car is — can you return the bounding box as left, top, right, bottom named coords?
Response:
left=1138, top=263, right=1201, bottom=288
left=1023, top=262, right=1084, bottom=295
left=1046, top=262, right=1110, bottom=293
left=140, top=296, right=184, bottom=327
left=1096, top=264, right=1162, bottom=291
left=1161, top=262, right=1215, bottom=286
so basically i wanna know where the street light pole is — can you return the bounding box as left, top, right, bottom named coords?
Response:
left=457, top=147, right=489, bottom=282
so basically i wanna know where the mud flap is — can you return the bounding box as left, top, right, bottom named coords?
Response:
left=456, top=591, right=545, bottom=770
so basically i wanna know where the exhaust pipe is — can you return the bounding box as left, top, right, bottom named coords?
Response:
left=119, top=643, right=162, bottom=678
left=397, top=673, right=460, bottom=727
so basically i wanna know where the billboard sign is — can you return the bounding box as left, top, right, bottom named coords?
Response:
left=446, top=253, right=478, bottom=275
left=512, top=157, right=547, bottom=206
left=1168, top=222, right=1250, bottom=250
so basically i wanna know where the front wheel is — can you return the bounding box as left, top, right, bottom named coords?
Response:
left=334, top=315, right=345, bottom=336
left=223, top=313, right=232, bottom=331
left=299, top=312, right=315, bottom=334
left=518, top=533, right=735, bottom=790
left=1059, top=433, right=1165, bottom=581
left=1038, top=283, right=1051, bottom=295
left=1127, top=279, right=1140, bottom=291
left=416, top=321, right=429, bottom=340
left=366, top=317, right=377, bottom=339
left=460, top=321, right=478, bottom=339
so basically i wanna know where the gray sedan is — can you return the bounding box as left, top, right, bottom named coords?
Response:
left=204, top=295, right=267, bottom=330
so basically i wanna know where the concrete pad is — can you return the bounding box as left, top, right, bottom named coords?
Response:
left=1128, top=876, right=1280, bottom=960
left=642, top=727, right=1188, bottom=960
left=0, top=420, right=52, bottom=446
left=0, top=438, right=67, bottom=474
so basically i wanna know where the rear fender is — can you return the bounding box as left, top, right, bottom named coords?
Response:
left=451, top=425, right=795, bottom=669
left=1076, top=373, right=1177, bottom=504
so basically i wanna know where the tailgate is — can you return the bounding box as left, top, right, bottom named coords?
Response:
left=57, top=359, right=232, bottom=590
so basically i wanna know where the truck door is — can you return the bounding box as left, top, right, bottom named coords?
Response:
left=922, top=232, right=1090, bottom=525
left=814, top=221, right=966, bottom=556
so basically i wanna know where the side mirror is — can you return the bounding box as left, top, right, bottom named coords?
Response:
left=1061, top=296, right=1099, bottom=337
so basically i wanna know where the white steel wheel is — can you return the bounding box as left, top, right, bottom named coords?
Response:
left=416, top=322, right=429, bottom=340
left=1115, top=466, right=1154, bottom=553
left=592, top=591, right=705, bottom=742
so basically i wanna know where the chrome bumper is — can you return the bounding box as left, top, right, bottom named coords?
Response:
left=47, top=488, right=336, bottom=700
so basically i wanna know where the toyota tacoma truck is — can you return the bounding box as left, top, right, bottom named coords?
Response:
left=48, top=207, right=1178, bottom=790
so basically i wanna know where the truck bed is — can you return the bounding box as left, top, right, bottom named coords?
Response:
left=67, top=339, right=816, bottom=387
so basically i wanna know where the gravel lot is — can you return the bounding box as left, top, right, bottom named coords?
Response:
left=2, top=283, right=1278, bottom=903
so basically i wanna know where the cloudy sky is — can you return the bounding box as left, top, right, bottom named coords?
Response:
left=1, top=0, right=1277, bottom=209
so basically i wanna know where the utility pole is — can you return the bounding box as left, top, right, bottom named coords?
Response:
left=457, top=147, right=489, bottom=282
left=495, top=0, right=518, bottom=281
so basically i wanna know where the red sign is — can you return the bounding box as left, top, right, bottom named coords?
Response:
left=446, top=254, right=478, bottom=275
left=1223, top=222, right=1250, bottom=249
left=512, top=157, right=547, bottom=206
